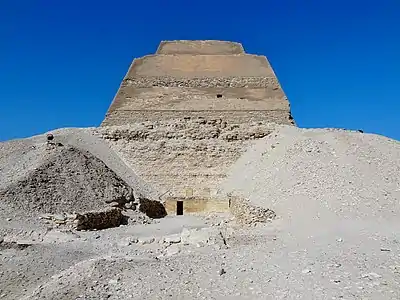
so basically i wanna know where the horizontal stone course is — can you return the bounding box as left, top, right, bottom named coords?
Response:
left=156, top=40, right=245, bottom=55
left=107, top=87, right=288, bottom=113
left=128, top=54, right=274, bottom=77
left=101, top=110, right=294, bottom=127
left=122, top=76, right=280, bottom=88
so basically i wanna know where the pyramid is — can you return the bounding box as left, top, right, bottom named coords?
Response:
left=101, top=40, right=294, bottom=126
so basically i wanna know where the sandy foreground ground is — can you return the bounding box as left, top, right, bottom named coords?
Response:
left=1, top=126, right=399, bottom=299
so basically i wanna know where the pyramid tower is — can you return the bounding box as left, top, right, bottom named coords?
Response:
left=101, top=40, right=294, bottom=126
left=100, top=41, right=295, bottom=198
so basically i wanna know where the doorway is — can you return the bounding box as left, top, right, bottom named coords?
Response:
left=176, top=201, right=184, bottom=215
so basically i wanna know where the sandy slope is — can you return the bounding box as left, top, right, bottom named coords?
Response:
left=1, top=126, right=400, bottom=300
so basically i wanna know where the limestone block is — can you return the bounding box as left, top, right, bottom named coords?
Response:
left=128, top=54, right=274, bottom=78
left=121, top=76, right=281, bottom=88
left=156, top=40, right=245, bottom=55
left=180, top=227, right=224, bottom=247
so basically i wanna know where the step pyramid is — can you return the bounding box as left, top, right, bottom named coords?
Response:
left=99, top=41, right=295, bottom=198
left=101, top=40, right=294, bottom=126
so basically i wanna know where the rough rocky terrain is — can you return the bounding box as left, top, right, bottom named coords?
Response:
left=1, top=126, right=399, bottom=300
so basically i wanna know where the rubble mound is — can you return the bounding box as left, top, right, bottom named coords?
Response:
left=219, top=126, right=400, bottom=226
left=0, top=141, right=166, bottom=227
left=0, top=144, right=133, bottom=216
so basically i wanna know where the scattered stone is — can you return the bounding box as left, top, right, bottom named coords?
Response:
left=164, top=234, right=181, bottom=244
left=302, top=269, right=311, bottom=274
left=0, top=240, right=31, bottom=250
left=333, top=279, right=341, bottom=284
left=180, top=227, right=225, bottom=248
left=108, top=279, right=119, bottom=285
left=362, top=272, right=382, bottom=279
left=40, top=214, right=53, bottom=220
left=164, top=244, right=181, bottom=256
left=138, top=236, right=155, bottom=245
left=381, top=247, right=391, bottom=252
left=53, top=214, right=66, bottom=221
left=118, top=237, right=138, bottom=247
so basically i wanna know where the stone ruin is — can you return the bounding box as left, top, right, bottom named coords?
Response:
left=100, top=40, right=295, bottom=216
left=102, top=40, right=294, bottom=126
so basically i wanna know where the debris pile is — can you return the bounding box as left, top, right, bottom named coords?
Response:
left=219, top=126, right=400, bottom=225
left=0, top=139, right=166, bottom=229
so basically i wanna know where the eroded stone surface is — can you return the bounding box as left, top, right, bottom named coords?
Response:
left=97, top=119, right=279, bottom=197
left=101, top=40, right=294, bottom=127
left=75, top=208, right=123, bottom=231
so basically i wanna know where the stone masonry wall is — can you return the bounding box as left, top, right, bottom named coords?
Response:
left=156, top=40, right=245, bottom=55
left=96, top=118, right=279, bottom=198
left=99, top=41, right=295, bottom=197
left=127, top=55, right=274, bottom=78
left=102, top=111, right=294, bottom=127
left=101, top=76, right=294, bottom=127
left=123, top=76, right=282, bottom=88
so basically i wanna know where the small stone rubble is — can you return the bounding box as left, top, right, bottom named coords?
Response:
left=229, top=196, right=276, bottom=225
left=158, top=227, right=228, bottom=257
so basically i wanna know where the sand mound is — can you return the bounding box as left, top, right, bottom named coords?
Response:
left=0, top=143, right=133, bottom=216
left=219, top=126, right=400, bottom=226
left=0, top=129, right=166, bottom=227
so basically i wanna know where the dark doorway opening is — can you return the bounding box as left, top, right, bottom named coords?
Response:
left=177, top=201, right=184, bottom=215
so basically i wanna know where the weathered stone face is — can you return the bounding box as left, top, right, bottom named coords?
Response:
left=99, top=40, right=295, bottom=198
left=101, top=40, right=295, bottom=127
left=156, top=40, right=245, bottom=55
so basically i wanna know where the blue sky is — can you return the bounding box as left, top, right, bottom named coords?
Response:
left=1, top=0, right=399, bottom=141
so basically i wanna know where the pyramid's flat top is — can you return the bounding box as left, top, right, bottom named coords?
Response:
left=156, top=40, right=245, bottom=55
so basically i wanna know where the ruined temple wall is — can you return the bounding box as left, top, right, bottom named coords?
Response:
left=96, top=119, right=279, bottom=198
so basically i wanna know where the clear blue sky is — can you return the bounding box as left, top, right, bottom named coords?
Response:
left=1, top=0, right=399, bottom=141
